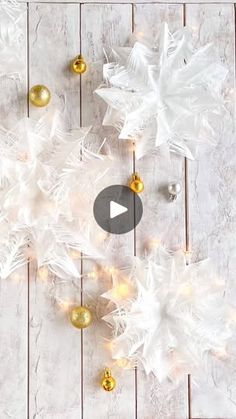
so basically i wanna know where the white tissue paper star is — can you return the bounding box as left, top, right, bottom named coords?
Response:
left=0, top=111, right=112, bottom=280
left=102, top=248, right=232, bottom=382
left=96, top=23, right=227, bottom=159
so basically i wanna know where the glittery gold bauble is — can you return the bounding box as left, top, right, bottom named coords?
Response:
left=101, top=368, right=116, bottom=392
left=29, top=85, right=51, bottom=107
left=71, top=54, right=87, bottom=74
left=69, top=306, right=92, bottom=329
left=129, top=173, right=144, bottom=194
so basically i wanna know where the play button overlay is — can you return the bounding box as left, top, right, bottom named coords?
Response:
left=93, top=185, right=143, bottom=234
left=110, top=201, right=128, bottom=219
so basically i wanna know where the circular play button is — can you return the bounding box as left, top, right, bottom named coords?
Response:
left=93, top=185, right=143, bottom=234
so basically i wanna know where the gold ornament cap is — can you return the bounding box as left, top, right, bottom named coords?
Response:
left=71, top=54, right=87, bottom=74
left=129, top=172, right=144, bottom=194
left=69, top=306, right=93, bottom=329
left=29, top=85, right=51, bottom=107
left=101, top=368, right=116, bottom=392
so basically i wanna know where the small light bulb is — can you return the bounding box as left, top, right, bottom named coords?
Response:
left=97, top=231, right=107, bottom=241
left=38, top=266, right=48, bottom=281
left=116, top=358, right=129, bottom=368
left=88, top=271, right=97, bottom=279
left=105, top=341, right=115, bottom=352
left=12, top=273, right=22, bottom=282
left=69, top=249, right=81, bottom=260
left=214, top=278, right=225, bottom=288
left=184, top=248, right=192, bottom=256
left=60, top=301, right=71, bottom=312
left=137, top=31, right=144, bottom=38
left=113, top=282, right=130, bottom=299
left=179, top=283, right=193, bottom=297
left=214, top=347, right=228, bottom=360
left=104, top=266, right=116, bottom=275
left=18, top=152, right=29, bottom=162
left=149, top=238, right=161, bottom=249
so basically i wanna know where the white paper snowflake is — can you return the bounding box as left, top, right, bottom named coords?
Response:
left=0, top=111, right=112, bottom=280
left=96, top=23, right=227, bottom=159
left=102, top=248, right=232, bottom=382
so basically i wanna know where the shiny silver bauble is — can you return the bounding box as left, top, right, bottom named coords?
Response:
left=168, top=181, right=181, bottom=201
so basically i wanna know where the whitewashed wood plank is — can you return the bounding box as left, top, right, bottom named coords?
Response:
left=0, top=3, right=28, bottom=418
left=0, top=269, right=28, bottom=419
left=134, top=4, right=186, bottom=252
left=28, top=4, right=82, bottom=418
left=186, top=4, right=236, bottom=418
left=0, top=2, right=27, bottom=127
left=134, top=4, right=189, bottom=419
left=29, top=3, right=80, bottom=128
left=81, top=4, right=136, bottom=419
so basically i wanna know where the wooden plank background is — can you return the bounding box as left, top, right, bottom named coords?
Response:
left=0, top=1, right=235, bottom=418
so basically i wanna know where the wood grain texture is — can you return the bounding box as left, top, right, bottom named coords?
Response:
left=0, top=2, right=27, bottom=128
left=186, top=4, right=236, bottom=418
left=0, top=3, right=28, bottom=418
left=81, top=4, right=136, bottom=418
left=28, top=4, right=82, bottom=418
left=0, top=269, right=28, bottom=419
left=134, top=4, right=189, bottom=419
left=29, top=3, right=80, bottom=128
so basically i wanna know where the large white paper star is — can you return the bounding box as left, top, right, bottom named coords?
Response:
left=0, top=111, right=111, bottom=280
left=96, top=24, right=227, bottom=159
left=102, top=248, right=232, bottom=382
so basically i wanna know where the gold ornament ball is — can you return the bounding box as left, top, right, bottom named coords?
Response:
left=69, top=306, right=93, bottom=329
left=101, top=368, right=116, bottom=392
left=29, top=85, right=51, bottom=107
left=129, top=172, right=144, bottom=194
left=71, top=54, right=87, bottom=74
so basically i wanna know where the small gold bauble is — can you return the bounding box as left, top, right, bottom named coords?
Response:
left=129, top=172, right=144, bottom=194
left=101, top=368, right=116, bottom=392
left=71, top=54, right=87, bottom=74
left=69, top=306, right=93, bottom=329
left=29, top=85, right=51, bottom=107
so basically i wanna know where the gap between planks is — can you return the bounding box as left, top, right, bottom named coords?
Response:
left=79, top=5, right=84, bottom=419
left=183, top=3, right=191, bottom=418
left=26, top=3, right=30, bottom=419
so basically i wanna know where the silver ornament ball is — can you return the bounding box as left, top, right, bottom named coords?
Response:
left=168, top=181, right=181, bottom=201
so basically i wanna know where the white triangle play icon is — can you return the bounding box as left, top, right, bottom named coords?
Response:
left=110, top=200, right=128, bottom=219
